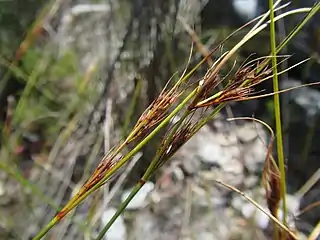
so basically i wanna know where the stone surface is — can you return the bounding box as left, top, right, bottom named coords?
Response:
left=121, top=182, right=155, bottom=210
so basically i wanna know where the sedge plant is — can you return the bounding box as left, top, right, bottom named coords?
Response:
left=22, top=1, right=320, bottom=239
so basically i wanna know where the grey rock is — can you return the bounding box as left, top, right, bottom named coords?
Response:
left=231, top=189, right=269, bottom=229
left=243, top=138, right=267, bottom=173
left=244, top=175, right=259, bottom=189
left=281, top=79, right=320, bottom=122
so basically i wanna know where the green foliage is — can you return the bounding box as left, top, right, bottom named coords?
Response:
left=8, top=45, right=93, bottom=152
left=49, top=51, right=79, bottom=79
left=0, top=0, right=46, bottom=58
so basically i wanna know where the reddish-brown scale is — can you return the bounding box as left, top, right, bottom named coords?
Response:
left=139, top=179, right=146, bottom=185
left=56, top=210, right=67, bottom=220
left=188, top=74, right=220, bottom=110
left=15, top=43, right=28, bottom=61
left=32, top=25, right=44, bottom=36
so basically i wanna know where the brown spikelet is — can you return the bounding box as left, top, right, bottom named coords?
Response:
left=265, top=160, right=281, bottom=217
left=153, top=122, right=194, bottom=171
left=163, top=123, right=193, bottom=159
left=190, top=59, right=273, bottom=110
left=128, top=87, right=182, bottom=142
left=194, top=87, right=254, bottom=108
left=80, top=147, right=123, bottom=193
left=262, top=134, right=281, bottom=218
left=188, top=72, right=221, bottom=110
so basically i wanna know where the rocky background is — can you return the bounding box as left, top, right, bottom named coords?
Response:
left=0, top=0, right=319, bottom=239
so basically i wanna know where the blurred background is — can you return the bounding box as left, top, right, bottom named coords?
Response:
left=0, top=0, right=319, bottom=239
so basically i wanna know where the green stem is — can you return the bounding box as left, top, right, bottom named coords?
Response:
left=97, top=103, right=225, bottom=239
left=256, top=3, right=320, bottom=74
left=96, top=99, right=198, bottom=240
left=95, top=181, right=145, bottom=240
left=33, top=88, right=199, bottom=240
left=33, top=217, right=59, bottom=240
left=33, top=4, right=320, bottom=238
left=193, top=104, right=225, bottom=133
left=95, top=88, right=198, bottom=190
left=269, top=0, right=287, bottom=226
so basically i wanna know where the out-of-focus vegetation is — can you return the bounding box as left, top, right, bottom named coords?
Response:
left=0, top=0, right=46, bottom=58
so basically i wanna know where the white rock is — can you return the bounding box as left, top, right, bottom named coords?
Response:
left=241, top=203, right=269, bottom=229
left=278, top=194, right=300, bottom=228
left=101, top=208, right=126, bottom=240
left=198, top=142, right=225, bottom=164
left=121, top=182, right=155, bottom=210
left=235, top=123, right=258, bottom=142
left=233, top=0, right=258, bottom=20
left=214, top=132, right=238, bottom=146
left=243, top=139, right=267, bottom=173
left=232, top=190, right=270, bottom=229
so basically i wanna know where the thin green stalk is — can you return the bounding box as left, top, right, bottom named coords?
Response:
left=95, top=89, right=198, bottom=190
left=97, top=131, right=172, bottom=239
left=97, top=92, right=202, bottom=240
left=32, top=217, right=59, bottom=240
left=0, top=0, right=56, bottom=96
left=98, top=164, right=164, bottom=238
left=269, top=0, right=287, bottom=227
left=34, top=5, right=320, bottom=239
left=32, top=88, right=199, bottom=240
left=95, top=6, right=320, bottom=237
left=97, top=102, right=226, bottom=239
left=308, top=220, right=320, bottom=240
left=97, top=124, right=183, bottom=239
left=98, top=5, right=320, bottom=239
left=256, top=5, right=318, bottom=74
left=34, top=45, right=207, bottom=239
left=276, top=2, right=320, bottom=54
left=95, top=174, right=146, bottom=240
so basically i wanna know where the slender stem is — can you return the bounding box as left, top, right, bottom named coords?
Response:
left=96, top=181, right=145, bottom=240
left=96, top=98, right=198, bottom=239
left=269, top=0, right=287, bottom=226
left=308, top=220, right=320, bottom=240
left=193, top=104, right=225, bottom=133
left=33, top=88, right=199, bottom=240
left=32, top=217, right=59, bottom=240
left=276, top=2, right=320, bottom=54
left=95, top=88, right=198, bottom=190
left=33, top=5, right=320, bottom=239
